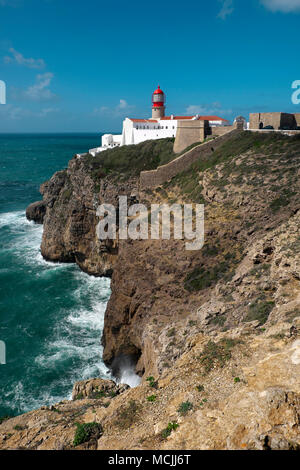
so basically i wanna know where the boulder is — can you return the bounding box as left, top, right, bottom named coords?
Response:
left=72, top=378, right=129, bottom=400
left=26, top=201, right=46, bottom=224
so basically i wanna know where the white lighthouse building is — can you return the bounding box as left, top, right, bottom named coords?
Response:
left=89, top=85, right=229, bottom=155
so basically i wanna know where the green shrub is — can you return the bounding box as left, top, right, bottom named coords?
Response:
left=146, top=376, right=158, bottom=389
left=73, top=422, right=103, bottom=447
left=177, top=401, right=193, bottom=416
left=14, top=425, right=25, bottom=431
left=147, top=395, right=157, bottom=403
left=161, top=421, right=179, bottom=439
left=0, top=416, right=10, bottom=425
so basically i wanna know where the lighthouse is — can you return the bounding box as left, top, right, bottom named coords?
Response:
left=151, top=85, right=166, bottom=119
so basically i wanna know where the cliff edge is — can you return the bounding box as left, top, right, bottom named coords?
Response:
left=3, top=131, right=300, bottom=450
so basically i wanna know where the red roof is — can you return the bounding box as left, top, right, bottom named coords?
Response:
left=130, top=119, right=158, bottom=123
left=160, top=116, right=195, bottom=120
left=153, top=85, right=164, bottom=95
left=161, top=115, right=228, bottom=121
left=198, top=115, right=229, bottom=122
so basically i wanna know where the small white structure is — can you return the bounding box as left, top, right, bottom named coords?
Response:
left=89, top=86, right=230, bottom=155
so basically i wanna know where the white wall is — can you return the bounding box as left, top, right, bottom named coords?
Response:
left=99, top=116, right=231, bottom=150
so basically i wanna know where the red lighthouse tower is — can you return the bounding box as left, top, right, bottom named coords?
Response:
left=152, top=85, right=166, bottom=119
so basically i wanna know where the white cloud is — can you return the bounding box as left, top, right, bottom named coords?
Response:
left=94, top=99, right=135, bottom=117
left=118, top=99, right=129, bottom=109
left=261, top=0, right=300, bottom=12
left=217, top=0, right=234, bottom=19
left=4, top=48, right=45, bottom=69
left=0, top=104, right=59, bottom=120
left=186, top=102, right=232, bottom=116
left=24, top=73, right=56, bottom=101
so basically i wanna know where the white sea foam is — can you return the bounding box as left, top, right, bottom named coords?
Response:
left=119, top=368, right=142, bottom=388
left=1, top=210, right=112, bottom=413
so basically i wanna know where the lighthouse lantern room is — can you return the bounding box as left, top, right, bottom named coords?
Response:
left=152, top=85, right=166, bottom=119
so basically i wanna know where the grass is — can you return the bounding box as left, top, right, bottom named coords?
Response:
left=198, top=338, right=241, bottom=374
left=270, top=189, right=296, bottom=213
left=73, top=422, right=103, bottom=447
left=244, top=298, right=275, bottom=325
left=249, top=264, right=271, bottom=278
left=285, top=308, right=300, bottom=323
left=184, top=261, right=232, bottom=292
left=164, top=131, right=300, bottom=206
left=0, top=416, right=10, bottom=425
left=114, top=400, right=142, bottom=429
left=83, top=138, right=175, bottom=179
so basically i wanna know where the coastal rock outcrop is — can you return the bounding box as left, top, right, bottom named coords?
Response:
left=26, top=200, right=46, bottom=224
left=15, top=132, right=300, bottom=450
left=1, top=319, right=299, bottom=450
left=72, top=378, right=129, bottom=400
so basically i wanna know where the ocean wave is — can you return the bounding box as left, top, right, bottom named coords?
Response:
left=0, top=208, right=112, bottom=416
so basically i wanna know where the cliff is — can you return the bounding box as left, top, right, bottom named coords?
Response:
left=3, top=131, right=300, bottom=450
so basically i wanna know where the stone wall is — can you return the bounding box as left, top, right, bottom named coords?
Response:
left=210, top=125, right=236, bottom=137
left=173, top=120, right=207, bottom=154
left=295, top=114, right=300, bottom=126
left=140, top=129, right=242, bottom=189
left=250, top=112, right=300, bottom=130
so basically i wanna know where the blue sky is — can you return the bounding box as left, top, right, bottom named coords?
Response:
left=0, top=0, right=299, bottom=132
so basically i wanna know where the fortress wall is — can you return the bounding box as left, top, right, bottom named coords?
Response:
left=173, top=120, right=206, bottom=154
left=211, top=125, right=235, bottom=137
left=250, top=112, right=300, bottom=130
left=249, top=112, right=282, bottom=129
left=294, top=114, right=300, bottom=126
left=140, top=129, right=242, bottom=189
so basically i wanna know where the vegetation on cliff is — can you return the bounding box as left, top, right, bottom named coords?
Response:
left=83, top=137, right=175, bottom=179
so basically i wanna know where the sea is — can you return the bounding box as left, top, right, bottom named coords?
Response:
left=0, top=133, right=114, bottom=418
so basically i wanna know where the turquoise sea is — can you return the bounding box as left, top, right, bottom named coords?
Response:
left=0, top=134, right=112, bottom=418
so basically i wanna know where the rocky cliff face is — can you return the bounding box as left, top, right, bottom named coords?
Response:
left=27, top=155, right=137, bottom=276
left=1, top=318, right=299, bottom=450
left=6, top=132, right=300, bottom=450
